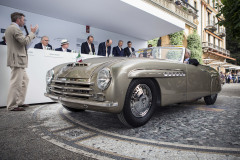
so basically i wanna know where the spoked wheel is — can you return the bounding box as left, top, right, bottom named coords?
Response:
left=62, top=105, right=85, bottom=112
left=204, top=94, right=218, bottom=105
left=118, top=79, right=157, bottom=127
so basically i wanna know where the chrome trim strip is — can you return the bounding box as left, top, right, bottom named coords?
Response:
left=50, top=84, right=92, bottom=91
left=52, top=80, right=94, bottom=85
left=44, top=93, right=118, bottom=108
left=128, top=69, right=186, bottom=78
left=50, top=89, right=92, bottom=97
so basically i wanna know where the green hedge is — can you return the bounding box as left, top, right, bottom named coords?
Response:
left=147, top=38, right=159, bottom=47
left=187, top=30, right=203, bottom=64
left=169, top=31, right=184, bottom=45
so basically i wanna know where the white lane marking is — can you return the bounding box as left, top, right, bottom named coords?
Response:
left=33, top=104, right=240, bottom=160
left=41, top=136, right=113, bottom=160
left=54, top=128, right=94, bottom=141
left=62, top=108, right=240, bottom=153
left=36, top=104, right=74, bottom=131
left=77, top=135, right=238, bottom=160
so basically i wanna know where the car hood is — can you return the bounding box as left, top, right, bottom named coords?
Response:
left=55, top=57, right=128, bottom=79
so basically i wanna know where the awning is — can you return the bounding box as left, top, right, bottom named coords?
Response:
left=210, top=62, right=226, bottom=65
left=222, top=64, right=235, bottom=68
left=209, top=51, right=236, bottom=61
left=0, top=0, right=185, bottom=40
left=229, top=66, right=240, bottom=70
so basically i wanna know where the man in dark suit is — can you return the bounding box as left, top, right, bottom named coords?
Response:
left=34, top=36, right=52, bottom=50
left=0, top=36, right=7, bottom=45
left=98, top=39, right=112, bottom=57
left=55, top=39, right=71, bottom=52
left=81, top=35, right=95, bottom=54
left=0, top=36, right=6, bottom=45
left=124, top=41, right=135, bottom=57
left=184, top=48, right=199, bottom=66
left=112, top=40, right=124, bottom=57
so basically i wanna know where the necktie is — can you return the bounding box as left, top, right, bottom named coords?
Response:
left=89, top=44, right=92, bottom=52
left=106, top=46, right=108, bottom=57
left=129, top=48, right=132, bottom=53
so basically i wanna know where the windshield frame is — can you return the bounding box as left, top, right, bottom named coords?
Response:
left=131, top=47, right=185, bottom=63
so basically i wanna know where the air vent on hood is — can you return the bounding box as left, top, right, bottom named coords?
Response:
left=67, top=62, right=88, bottom=67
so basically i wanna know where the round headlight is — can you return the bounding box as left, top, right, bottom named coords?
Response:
left=46, top=69, right=54, bottom=84
left=97, top=68, right=111, bottom=90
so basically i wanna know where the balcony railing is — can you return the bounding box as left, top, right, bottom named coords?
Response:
left=206, top=20, right=217, bottom=32
left=179, top=0, right=198, bottom=16
left=217, top=28, right=226, bottom=38
left=145, top=0, right=198, bottom=26
left=202, top=42, right=230, bottom=57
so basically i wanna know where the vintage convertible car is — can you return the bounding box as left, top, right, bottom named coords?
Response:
left=45, top=47, right=221, bottom=127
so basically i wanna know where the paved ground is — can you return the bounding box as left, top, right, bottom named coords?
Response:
left=0, top=83, right=240, bottom=160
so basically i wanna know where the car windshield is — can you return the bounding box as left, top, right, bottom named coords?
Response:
left=130, top=47, right=185, bottom=63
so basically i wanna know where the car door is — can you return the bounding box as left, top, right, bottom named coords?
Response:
left=186, top=64, right=211, bottom=101
left=156, top=62, right=187, bottom=106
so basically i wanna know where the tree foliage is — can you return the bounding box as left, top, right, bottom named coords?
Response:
left=147, top=37, right=159, bottom=47
left=225, top=28, right=240, bottom=65
left=169, top=31, right=184, bottom=45
left=216, top=0, right=240, bottom=42
left=187, top=30, right=203, bottom=64
left=215, top=0, right=240, bottom=65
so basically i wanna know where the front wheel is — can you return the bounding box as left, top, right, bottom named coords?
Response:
left=117, top=79, right=157, bottom=127
left=204, top=94, right=218, bottom=105
left=62, top=105, right=85, bottom=112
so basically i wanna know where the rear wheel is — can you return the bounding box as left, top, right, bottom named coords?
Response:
left=62, top=105, right=85, bottom=112
left=204, top=94, right=218, bottom=105
left=117, top=79, right=157, bottom=127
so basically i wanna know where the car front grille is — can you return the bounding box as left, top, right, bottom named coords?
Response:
left=49, top=79, right=93, bottom=99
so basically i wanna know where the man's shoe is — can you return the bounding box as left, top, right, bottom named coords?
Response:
left=10, top=107, right=25, bottom=111
left=18, top=104, right=30, bottom=108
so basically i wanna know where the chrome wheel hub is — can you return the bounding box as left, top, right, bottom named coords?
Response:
left=130, top=84, right=152, bottom=117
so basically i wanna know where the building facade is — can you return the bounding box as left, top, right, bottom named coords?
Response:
left=200, top=0, right=235, bottom=73
left=145, top=0, right=199, bottom=47
left=146, top=0, right=236, bottom=73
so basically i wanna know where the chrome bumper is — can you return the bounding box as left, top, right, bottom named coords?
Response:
left=44, top=93, right=118, bottom=108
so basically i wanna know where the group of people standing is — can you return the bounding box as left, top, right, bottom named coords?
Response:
left=33, top=35, right=135, bottom=57
left=220, top=72, right=240, bottom=84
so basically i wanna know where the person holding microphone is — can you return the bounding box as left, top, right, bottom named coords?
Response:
left=5, top=12, right=38, bottom=111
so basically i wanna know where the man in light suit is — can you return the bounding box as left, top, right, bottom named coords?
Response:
left=34, top=36, right=52, bottom=50
left=5, top=12, right=38, bottom=111
left=97, top=39, right=112, bottom=57
left=55, top=39, right=71, bottom=52
left=81, top=35, right=95, bottom=54
left=124, top=41, right=135, bottom=57
left=112, top=40, right=124, bottom=57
